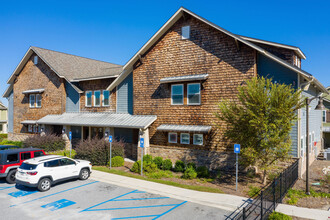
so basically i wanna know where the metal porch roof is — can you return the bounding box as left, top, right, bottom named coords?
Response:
left=37, top=113, right=157, bottom=129
left=21, top=120, right=38, bottom=124
left=22, top=89, right=45, bottom=94
left=157, top=124, right=212, bottom=133
left=160, top=74, right=209, bottom=84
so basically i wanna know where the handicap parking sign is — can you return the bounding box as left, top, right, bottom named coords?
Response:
left=109, top=135, right=112, bottom=143
left=69, top=131, right=72, bottom=141
left=140, top=138, right=144, bottom=148
left=234, top=144, right=240, bottom=153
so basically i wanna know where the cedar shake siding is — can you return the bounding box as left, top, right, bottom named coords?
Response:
left=133, top=16, right=256, bottom=152
left=13, top=53, right=66, bottom=134
left=79, top=78, right=116, bottom=112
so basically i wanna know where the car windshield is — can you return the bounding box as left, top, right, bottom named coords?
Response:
left=20, top=163, right=38, bottom=170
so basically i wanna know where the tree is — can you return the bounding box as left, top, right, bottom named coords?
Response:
left=216, top=77, right=304, bottom=184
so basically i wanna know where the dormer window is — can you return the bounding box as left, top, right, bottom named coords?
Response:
left=181, top=26, right=190, bottom=39
left=33, top=56, right=38, bottom=65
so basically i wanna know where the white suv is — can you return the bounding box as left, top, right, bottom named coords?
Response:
left=15, top=155, right=92, bottom=192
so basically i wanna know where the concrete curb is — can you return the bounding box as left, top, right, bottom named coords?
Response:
left=276, top=204, right=330, bottom=220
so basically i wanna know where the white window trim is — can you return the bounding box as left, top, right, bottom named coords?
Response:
left=187, top=83, right=201, bottom=105
left=29, top=94, right=35, bottom=108
left=193, top=134, right=203, bottom=145
left=94, top=90, right=101, bottom=107
left=323, top=110, right=327, bottom=123
left=102, top=90, right=110, bottom=107
left=308, top=132, right=312, bottom=153
left=36, top=94, right=42, bottom=108
left=180, top=133, right=190, bottom=144
left=171, top=84, right=184, bottom=105
left=181, top=25, right=190, bottom=40
left=168, top=132, right=177, bottom=143
left=85, top=91, right=92, bottom=107
left=300, top=136, right=304, bottom=158
left=33, top=56, right=38, bottom=65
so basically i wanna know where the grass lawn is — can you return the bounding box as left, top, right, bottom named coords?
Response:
left=93, top=166, right=224, bottom=194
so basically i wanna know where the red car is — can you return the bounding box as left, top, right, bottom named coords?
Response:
left=0, top=148, right=45, bottom=183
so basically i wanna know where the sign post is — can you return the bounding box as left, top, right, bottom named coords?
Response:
left=109, top=135, right=112, bottom=169
left=234, top=144, right=241, bottom=191
left=69, top=131, right=72, bottom=158
left=140, top=138, right=144, bottom=176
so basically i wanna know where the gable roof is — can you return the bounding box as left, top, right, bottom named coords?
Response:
left=4, top=47, right=123, bottom=96
left=0, top=102, right=7, bottom=110
left=107, top=7, right=327, bottom=94
left=238, top=35, right=306, bottom=60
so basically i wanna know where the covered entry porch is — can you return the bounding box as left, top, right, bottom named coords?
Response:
left=37, top=112, right=157, bottom=160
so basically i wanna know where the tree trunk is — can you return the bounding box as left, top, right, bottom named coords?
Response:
left=262, top=170, right=267, bottom=185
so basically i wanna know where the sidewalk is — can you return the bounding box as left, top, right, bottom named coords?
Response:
left=90, top=170, right=330, bottom=219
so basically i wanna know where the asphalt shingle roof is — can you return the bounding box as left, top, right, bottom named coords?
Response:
left=32, top=47, right=123, bottom=81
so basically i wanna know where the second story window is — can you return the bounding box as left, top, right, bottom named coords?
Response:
left=94, top=90, right=101, bottom=107
left=168, top=132, right=177, bottom=143
left=181, top=25, right=190, bottom=39
left=85, top=91, right=92, bottom=107
left=103, top=90, right=110, bottom=106
left=36, top=94, right=42, bottom=108
left=29, top=94, right=35, bottom=108
left=171, top=84, right=184, bottom=105
left=187, top=83, right=201, bottom=105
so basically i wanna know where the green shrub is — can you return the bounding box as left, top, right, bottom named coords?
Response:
left=186, top=162, right=196, bottom=170
left=75, top=138, right=125, bottom=166
left=48, top=149, right=76, bottom=158
left=268, top=211, right=292, bottom=220
left=268, top=172, right=279, bottom=181
left=0, top=134, right=8, bottom=141
left=111, top=156, right=124, bottom=167
left=146, top=170, right=173, bottom=179
left=182, top=166, right=197, bottom=179
left=131, top=160, right=141, bottom=173
left=144, top=162, right=158, bottom=173
left=286, top=197, right=298, bottom=205
left=153, top=156, right=163, bottom=169
left=162, top=159, right=173, bottom=170
left=248, top=185, right=261, bottom=197
left=174, top=160, right=185, bottom=172
left=0, top=139, right=23, bottom=147
left=23, top=134, right=65, bottom=151
left=196, top=166, right=210, bottom=178
left=143, top=154, right=153, bottom=165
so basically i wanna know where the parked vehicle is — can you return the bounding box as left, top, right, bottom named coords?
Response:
left=0, top=145, right=20, bottom=150
left=0, top=148, right=45, bottom=183
left=15, top=155, right=92, bottom=192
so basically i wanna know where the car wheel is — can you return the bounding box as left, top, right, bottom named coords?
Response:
left=38, top=178, right=51, bottom=192
left=6, top=170, right=16, bottom=184
left=79, top=168, right=90, bottom=180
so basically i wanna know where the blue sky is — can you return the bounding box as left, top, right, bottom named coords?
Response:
left=1, top=0, right=329, bottom=105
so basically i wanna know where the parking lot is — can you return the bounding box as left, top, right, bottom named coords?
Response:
left=0, top=178, right=231, bottom=220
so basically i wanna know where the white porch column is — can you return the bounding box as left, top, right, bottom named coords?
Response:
left=138, top=128, right=150, bottom=158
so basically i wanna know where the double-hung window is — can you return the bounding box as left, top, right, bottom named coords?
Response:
left=85, top=91, right=92, bottom=107
left=171, top=84, right=183, bottom=105
left=28, top=125, right=33, bottom=133
left=180, top=133, right=190, bottom=144
left=29, top=94, right=35, bottom=108
left=94, top=91, right=101, bottom=107
left=102, top=90, right=110, bottom=106
left=187, top=83, right=201, bottom=105
left=193, top=134, right=203, bottom=145
left=36, top=94, right=42, bottom=108
left=168, top=133, right=177, bottom=143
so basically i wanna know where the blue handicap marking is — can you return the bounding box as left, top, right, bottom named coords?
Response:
left=0, top=186, right=15, bottom=191
left=109, top=135, right=113, bottom=143
left=9, top=190, right=38, bottom=198
left=41, top=199, right=76, bottom=211
left=234, top=144, right=240, bottom=153
left=69, top=131, right=72, bottom=141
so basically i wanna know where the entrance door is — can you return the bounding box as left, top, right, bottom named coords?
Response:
left=83, top=127, right=89, bottom=140
left=53, top=125, right=63, bottom=136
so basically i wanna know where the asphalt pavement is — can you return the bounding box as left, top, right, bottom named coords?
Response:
left=0, top=178, right=232, bottom=220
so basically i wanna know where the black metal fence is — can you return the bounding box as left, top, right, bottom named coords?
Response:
left=232, top=159, right=299, bottom=220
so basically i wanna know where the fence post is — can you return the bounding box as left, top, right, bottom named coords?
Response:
left=260, top=191, right=263, bottom=220
left=273, top=181, right=276, bottom=210
left=243, top=207, right=246, bottom=220
left=279, top=173, right=282, bottom=202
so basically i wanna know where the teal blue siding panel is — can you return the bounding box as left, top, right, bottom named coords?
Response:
left=117, top=72, right=133, bottom=114
left=257, top=53, right=299, bottom=157
left=257, top=54, right=298, bottom=88
left=7, top=91, right=13, bottom=132
left=114, top=128, right=133, bottom=143
left=65, top=82, right=79, bottom=113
